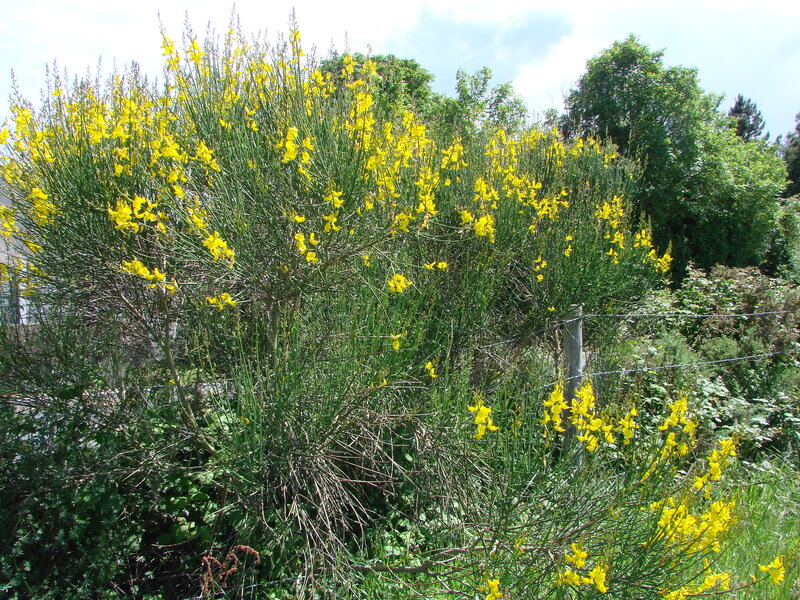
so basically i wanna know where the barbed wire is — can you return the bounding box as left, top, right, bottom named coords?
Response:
left=478, top=308, right=798, bottom=352
left=519, top=347, right=800, bottom=397
left=583, top=309, right=797, bottom=320
left=574, top=348, right=800, bottom=382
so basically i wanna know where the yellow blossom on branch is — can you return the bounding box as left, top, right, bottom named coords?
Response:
left=387, top=273, right=411, bottom=293
left=474, top=214, right=495, bottom=242
left=425, top=361, right=437, bottom=379
left=390, top=333, right=405, bottom=351
left=206, top=292, right=237, bottom=310
left=202, top=231, right=235, bottom=264
left=468, top=393, right=499, bottom=439
left=758, top=555, right=785, bottom=586
left=478, top=577, right=502, bottom=600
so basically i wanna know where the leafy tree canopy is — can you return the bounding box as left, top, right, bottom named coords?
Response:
left=563, top=35, right=788, bottom=277
left=319, top=52, right=435, bottom=116
left=432, top=67, right=528, bottom=137
left=782, top=113, right=800, bottom=199
left=319, top=54, right=527, bottom=137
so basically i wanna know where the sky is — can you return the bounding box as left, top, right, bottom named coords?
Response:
left=1, top=0, right=799, bottom=137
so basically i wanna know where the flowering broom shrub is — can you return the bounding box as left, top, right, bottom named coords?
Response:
left=3, top=19, right=792, bottom=600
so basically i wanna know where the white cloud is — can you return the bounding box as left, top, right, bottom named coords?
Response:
left=0, top=0, right=425, bottom=117
left=511, top=1, right=800, bottom=133
left=1, top=0, right=798, bottom=134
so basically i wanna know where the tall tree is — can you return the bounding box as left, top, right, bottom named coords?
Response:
left=782, top=113, right=800, bottom=198
left=728, top=94, right=766, bottom=141
left=563, top=36, right=787, bottom=276
left=319, top=53, right=435, bottom=117
left=432, top=67, right=528, bottom=137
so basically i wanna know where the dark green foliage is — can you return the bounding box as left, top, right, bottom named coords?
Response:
left=431, top=67, right=528, bottom=137
left=320, top=53, right=435, bottom=116
left=728, top=94, right=767, bottom=141
left=782, top=113, right=800, bottom=199
left=563, top=36, right=789, bottom=278
left=633, top=266, right=800, bottom=457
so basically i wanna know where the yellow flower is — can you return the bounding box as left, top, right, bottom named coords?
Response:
left=322, top=212, right=341, bottom=232
left=758, top=555, right=785, bottom=585
left=202, top=231, right=235, bottom=263
left=468, top=393, right=499, bottom=439
left=584, top=565, right=609, bottom=593
left=557, top=570, right=582, bottom=586
left=390, top=333, right=405, bottom=351
left=120, top=258, right=151, bottom=279
left=480, top=577, right=502, bottom=600
left=294, top=232, right=308, bottom=254
left=206, top=292, right=237, bottom=310
left=324, top=188, right=344, bottom=209
left=107, top=200, right=140, bottom=233
left=474, top=214, right=496, bottom=242
left=565, top=543, right=588, bottom=568
left=425, top=361, right=437, bottom=378
left=387, top=273, right=411, bottom=293
left=29, top=187, right=57, bottom=226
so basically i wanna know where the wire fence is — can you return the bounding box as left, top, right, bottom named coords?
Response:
left=474, top=306, right=800, bottom=397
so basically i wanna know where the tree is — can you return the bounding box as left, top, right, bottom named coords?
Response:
left=563, top=36, right=787, bottom=277
left=728, top=94, right=766, bottom=141
left=320, top=53, right=435, bottom=116
left=432, top=67, right=528, bottom=136
left=688, top=124, right=786, bottom=269
left=320, top=54, right=527, bottom=138
left=782, top=113, right=800, bottom=198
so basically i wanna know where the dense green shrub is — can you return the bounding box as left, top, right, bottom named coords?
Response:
left=0, top=21, right=795, bottom=600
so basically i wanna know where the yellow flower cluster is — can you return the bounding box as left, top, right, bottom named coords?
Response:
left=389, top=333, right=405, bottom=351
left=107, top=195, right=166, bottom=234
left=557, top=542, right=609, bottom=593
left=468, top=393, right=499, bottom=439
left=758, top=555, right=785, bottom=586
left=387, top=273, right=411, bottom=293
left=541, top=382, right=638, bottom=450
left=276, top=124, right=315, bottom=179
left=193, top=140, right=220, bottom=173
left=120, top=258, right=177, bottom=294
left=478, top=577, right=502, bottom=600
left=649, top=497, right=736, bottom=554
left=205, top=292, right=236, bottom=310
left=423, top=261, right=447, bottom=270
left=643, top=396, right=698, bottom=480
left=541, top=383, right=569, bottom=434
left=293, top=232, right=320, bottom=264
left=693, top=438, right=737, bottom=499
left=0, top=205, right=19, bottom=237
left=662, top=564, right=730, bottom=599
left=28, top=187, right=57, bottom=226
left=425, top=361, right=437, bottom=379
left=570, top=381, right=614, bottom=452
left=202, top=231, right=235, bottom=264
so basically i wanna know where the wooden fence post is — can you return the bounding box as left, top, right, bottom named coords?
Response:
left=561, top=304, right=584, bottom=466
